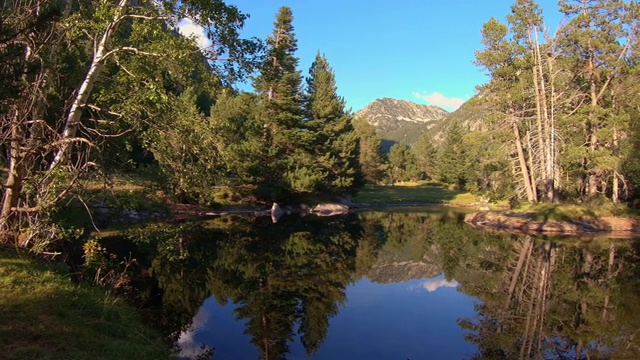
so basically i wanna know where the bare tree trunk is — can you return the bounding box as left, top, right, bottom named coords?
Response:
left=545, top=47, right=559, bottom=202
left=514, top=123, right=537, bottom=203
left=533, top=29, right=556, bottom=202
left=529, top=28, right=547, bottom=191
left=506, top=236, right=533, bottom=308
left=527, top=128, right=539, bottom=202
left=612, top=127, right=620, bottom=203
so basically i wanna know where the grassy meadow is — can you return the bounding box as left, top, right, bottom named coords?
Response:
left=355, top=181, right=478, bottom=206
left=0, top=250, right=172, bottom=360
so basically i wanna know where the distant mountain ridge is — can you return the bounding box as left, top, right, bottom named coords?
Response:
left=354, top=96, right=488, bottom=149
left=354, top=98, right=449, bottom=149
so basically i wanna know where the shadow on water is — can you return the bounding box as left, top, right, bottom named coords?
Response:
left=98, top=208, right=640, bottom=359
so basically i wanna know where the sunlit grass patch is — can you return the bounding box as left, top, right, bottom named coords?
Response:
left=355, top=183, right=477, bottom=206
left=513, top=201, right=638, bottom=221
left=0, top=250, right=171, bottom=360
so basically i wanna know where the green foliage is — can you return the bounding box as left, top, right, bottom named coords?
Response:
left=412, top=134, right=438, bottom=180
left=303, top=52, right=362, bottom=194
left=353, top=117, right=386, bottom=184
left=462, top=131, right=515, bottom=201
left=435, top=120, right=469, bottom=188
left=386, top=143, right=420, bottom=183
left=469, top=0, right=639, bottom=205
left=202, top=8, right=361, bottom=202
left=0, top=0, right=260, bottom=249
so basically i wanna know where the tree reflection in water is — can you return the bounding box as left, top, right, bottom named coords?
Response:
left=126, top=214, right=366, bottom=359
left=457, top=236, right=640, bottom=360
left=113, top=209, right=640, bottom=359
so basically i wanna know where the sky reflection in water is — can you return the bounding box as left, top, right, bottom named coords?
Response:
left=179, top=274, right=476, bottom=360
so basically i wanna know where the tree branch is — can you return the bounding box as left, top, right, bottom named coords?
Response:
left=117, top=14, right=169, bottom=22
left=101, top=46, right=162, bottom=61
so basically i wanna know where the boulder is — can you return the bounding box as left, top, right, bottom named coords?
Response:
left=312, top=203, right=350, bottom=216
left=271, top=202, right=284, bottom=223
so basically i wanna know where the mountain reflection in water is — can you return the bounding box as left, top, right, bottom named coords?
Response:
left=112, top=208, right=640, bottom=359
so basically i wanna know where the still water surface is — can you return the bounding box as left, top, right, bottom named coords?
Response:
left=115, top=208, right=640, bottom=359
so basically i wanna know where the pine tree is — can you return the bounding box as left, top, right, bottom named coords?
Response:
left=507, top=0, right=558, bottom=202
left=413, top=134, right=438, bottom=180
left=436, top=121, right=468, bottom=188
left=251, top=6, right=309, bottom=199
left=303, top=52, right=361, bottom=194
left=352, top=118, right=386, bottom=184
left=475, top=16, right=539, bottom=202
left=387, top=144, right=419, bottom=183
left=556, top=0, right=633, bottom=199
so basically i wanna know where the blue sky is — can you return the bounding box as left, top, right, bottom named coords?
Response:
left=180, top=1, right=564, bottom=112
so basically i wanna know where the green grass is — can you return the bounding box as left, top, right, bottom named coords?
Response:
left=513, top=201, right=639, bottom=221
left=0, top=250, right=172, bottom=360
left=355, top=183, right=478, bottom=206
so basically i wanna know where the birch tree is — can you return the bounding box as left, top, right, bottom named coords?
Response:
left=1, top=0, right=257, bottom=247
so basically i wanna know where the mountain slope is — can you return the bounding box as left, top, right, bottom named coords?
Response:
left=429, top=94, right=488, bottom=143
left=354, top=98, right=448, bottom=148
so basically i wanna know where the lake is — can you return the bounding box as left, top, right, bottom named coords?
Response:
left=111, top=207, right=640, bottom=359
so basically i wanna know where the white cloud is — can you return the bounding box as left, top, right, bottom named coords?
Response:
left=413, top=91, right=465, bottom=111
left=421, top=278, right=459, bottom=292
left=177, top=18, right=210, bottom=49
left=177, top=307, right=211, bottom=359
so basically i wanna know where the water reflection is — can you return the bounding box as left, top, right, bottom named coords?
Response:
left=114, top=209, right=640, bottom=359
left=458, top=237, right=640, bottom=360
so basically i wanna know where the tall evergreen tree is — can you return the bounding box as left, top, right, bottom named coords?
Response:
left=303, top=52, right=361, bottom=194
left=251, top=6, right=311, bottom=199
left=507, top=0, right=558, bottom=202
left=436, top=121, right=469, bottom=188
left=475, top=15, right=540, bottom=202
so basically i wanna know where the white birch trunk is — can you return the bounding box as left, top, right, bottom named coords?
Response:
left=49, top=0, right=130, bottom=170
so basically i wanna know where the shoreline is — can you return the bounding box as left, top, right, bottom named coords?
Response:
left=464, top=211, right=640, bottom=238
left=164, top=202, right=640, bottom=239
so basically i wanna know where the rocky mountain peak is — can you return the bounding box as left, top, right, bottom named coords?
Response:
left=356, top=98, right=448, bottom=132
left=354, top=98, right=449, bottom=147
